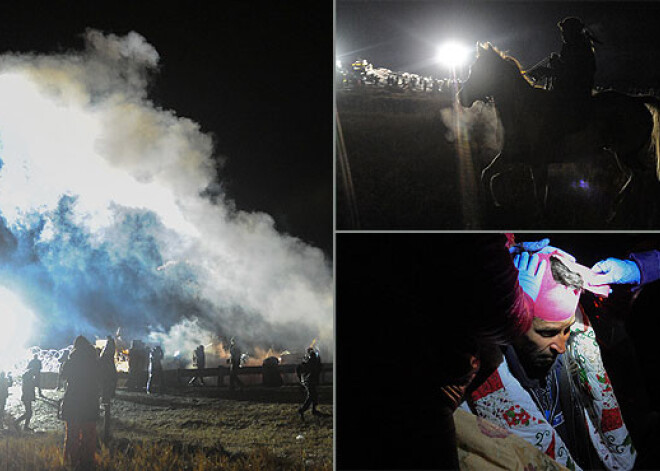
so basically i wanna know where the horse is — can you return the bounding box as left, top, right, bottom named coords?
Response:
left=457, top=42, right=660, bottom=223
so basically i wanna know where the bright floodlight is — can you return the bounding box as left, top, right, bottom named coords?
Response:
left=436, top=41, right=471, bottom=68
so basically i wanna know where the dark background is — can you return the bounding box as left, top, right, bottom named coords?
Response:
left=0, top=1, right=333, bottom=256
left=337, top=232, right=660, bottom=469
left=337, top=0, right=660, bottom=90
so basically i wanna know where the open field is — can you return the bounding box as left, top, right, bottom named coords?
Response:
left=337, top=87, right=660, bottom=229
left=1, top=384, right=333, bottom=470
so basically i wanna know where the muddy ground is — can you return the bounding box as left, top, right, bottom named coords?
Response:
left=2, top=383, right=333, bottom=467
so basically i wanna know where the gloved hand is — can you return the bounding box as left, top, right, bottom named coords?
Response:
left=509, top=238, right=551, bottom=253
left=510, top=238, right=576, bottom=262
left=591, top=258, right=641, bottom=285
left=514, top=251, right=547, bottom=301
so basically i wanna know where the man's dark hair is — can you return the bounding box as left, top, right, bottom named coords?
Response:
left=550, top=255, right=583, bottom=290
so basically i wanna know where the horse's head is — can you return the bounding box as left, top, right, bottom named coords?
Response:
left=458, top=43, right=527, bottom=107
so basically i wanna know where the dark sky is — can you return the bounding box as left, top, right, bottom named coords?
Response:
left=0, top=1, right=332, bottom=255
left=337, top=1, right=660, bottom=89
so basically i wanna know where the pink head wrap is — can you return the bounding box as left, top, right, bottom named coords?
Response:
left=534, top=251, right=610, bottom=322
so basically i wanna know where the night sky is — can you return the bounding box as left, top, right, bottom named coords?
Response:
left=337, top=1, right=660, bottom=90
left=0, top=1, right=333, bottom=255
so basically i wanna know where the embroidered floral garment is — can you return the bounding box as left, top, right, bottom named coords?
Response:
left=464, top=308, right=636, bottom=471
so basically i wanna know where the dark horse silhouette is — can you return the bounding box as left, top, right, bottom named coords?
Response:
left=458, top=43, right=660, bottom=222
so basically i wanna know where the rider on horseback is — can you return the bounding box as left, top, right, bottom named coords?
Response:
left=550, top=17, right=600, bottom=100
left=529, top=17, right=602, bottom=131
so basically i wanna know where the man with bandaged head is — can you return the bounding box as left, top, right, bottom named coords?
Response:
left=461, top=241, right=636, bottom=471
left=341, top=233, right=559, bottom=469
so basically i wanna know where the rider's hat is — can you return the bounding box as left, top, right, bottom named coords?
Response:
left=557, top=17, right=602, bottom=44
left=557, top=17, right=585, bottom=33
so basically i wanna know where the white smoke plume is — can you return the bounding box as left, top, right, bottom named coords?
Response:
left=0, top=30, right=333, bottom=367
left=440, top=101, right=502, bottom=155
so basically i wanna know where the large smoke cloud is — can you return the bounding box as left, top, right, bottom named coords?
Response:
left=0, top=30, right=333, bottom=364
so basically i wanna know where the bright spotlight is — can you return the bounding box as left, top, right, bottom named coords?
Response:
left=436, top=41, right=471, bottom=68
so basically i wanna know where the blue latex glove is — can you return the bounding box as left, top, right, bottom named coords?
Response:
left=513, top=251, right=547, bottom=301
left=509, top=238, right=576, bottom=262
left=591, top=258, right=641, bottom=285
left=509, top=238, right=551, bottom=254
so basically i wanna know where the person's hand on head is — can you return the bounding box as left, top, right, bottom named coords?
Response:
left=591, top=258, right=641, bottom=285
left=509, top=238, right=576, bottom=262
left=514, top=251, right=547, bottom=301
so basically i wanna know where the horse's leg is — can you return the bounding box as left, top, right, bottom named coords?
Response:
left=529, top=164, right=549, bottom=209
left=606, top=147, right=635, bottom=224
left=609, top=147, right=634, bottom=197
left=481, top=152, right=513, bottom=207
left=481, top=152, right=499, bottom=206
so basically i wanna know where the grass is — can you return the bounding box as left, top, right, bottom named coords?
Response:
left=337, top=90, right=466, bottom=229
left=2, top=384, right=333, bottom=470
left=0, top=433, right=332, bottom=470
left=337, top=87, right=660, bottom=229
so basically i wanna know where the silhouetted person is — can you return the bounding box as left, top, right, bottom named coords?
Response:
left=262, top=356, right=283, bottom=387
left=57, top=350, right=70, bottom=390
left=550, top=17, right=599, bottom=101
left=99, top=336, right=117, bottom=443
left=99, top=336, right=117, bottom=404
left=296, top=347, right=322, bottom=421
left=147, top=345, right=164, bottom=394
left=0, top=371, right=11, bottom=428
left=27, top=353, right=44, bottom=398
left=60, top=335, right=101, bottom=470
left=189, top=344, right=205, bottom=386
left=127, top=340, right=147, bottom=391
left=16, top=369, right=36, bottom=431
left=228, top=338, right=244, bottom=392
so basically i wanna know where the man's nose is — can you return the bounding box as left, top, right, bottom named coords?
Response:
left=550, top=336, right=568, bottom=355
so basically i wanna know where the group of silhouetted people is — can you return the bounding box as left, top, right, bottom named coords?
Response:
left=125, top=340, right=165, bottom=394
left=0, top=335, right=119, bottom=468
left=1, top=334, right=327, bottom=469
left=185, top=338, right=325, bottom=421
left=188, top=338, right=245, bottom=391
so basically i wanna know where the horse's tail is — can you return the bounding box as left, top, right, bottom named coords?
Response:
left=635, top=95, right=660, bottom=180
